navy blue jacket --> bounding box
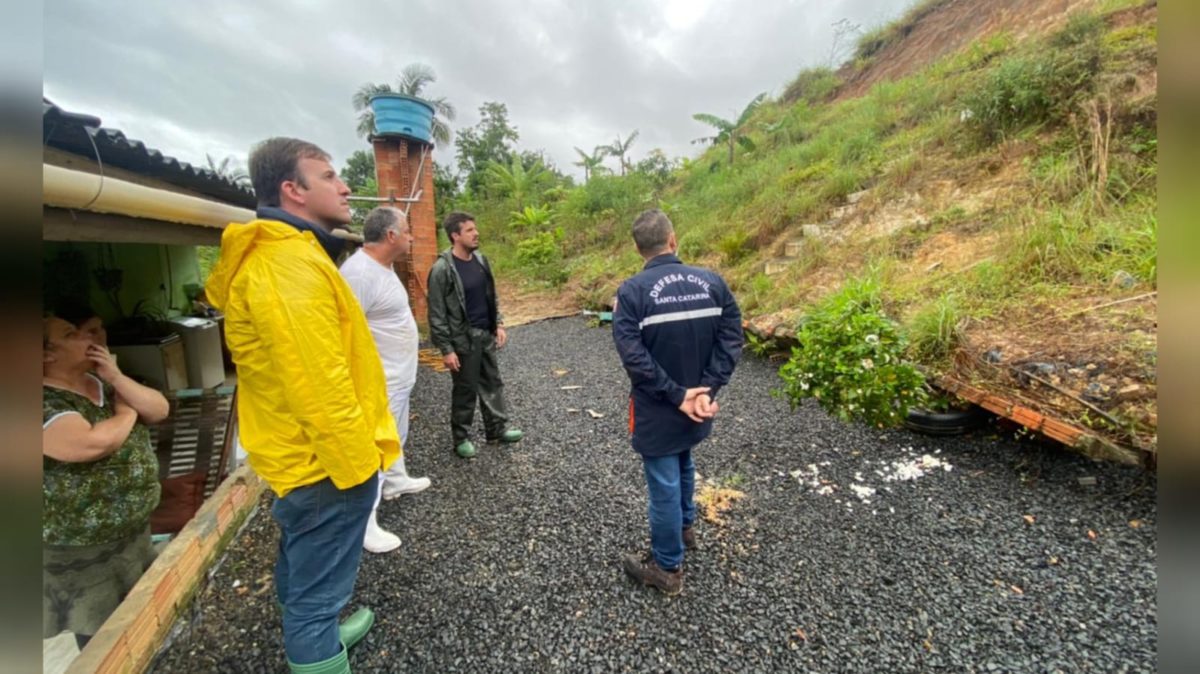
[613,253,743,457]
[256,206,349,261]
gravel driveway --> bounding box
[151,317,1156,673]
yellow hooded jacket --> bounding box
[205,218,400,497]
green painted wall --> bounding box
[43,242,202,322]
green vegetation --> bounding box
[961,13,1104,144]
[781,67,839,105]
[604,131,640,177]
[776,275,928,427]
[516,228,567,286]
[204,154,249,187]
[572,146,608,184]
[693,92,768,166]
[904,290,963,365]
[399,1,1156,428]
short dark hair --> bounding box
[53,299,97,327]
[362,207,407,243]
[248,137,331,207]
[631,209,674,255]
[442,211,476,242]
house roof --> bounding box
[42,99,257,209]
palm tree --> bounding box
[353,63,457,146]
[605,131,639,177]
[204,153,250,187]
[692,92,768,166]
[573,146,607,184]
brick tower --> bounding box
[372,136,438,329]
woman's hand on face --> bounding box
[86,343,122,382]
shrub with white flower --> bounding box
[776,276,927,427]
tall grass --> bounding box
[905,291,963,363]
[1001,199,1155,287]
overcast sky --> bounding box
[44,0,913,182]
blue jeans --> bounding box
[641,449,696,571]
[271,474,377,664]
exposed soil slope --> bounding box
[838,0,1107,100]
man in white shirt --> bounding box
[340,207,431,553]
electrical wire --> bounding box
[80,128,106,210]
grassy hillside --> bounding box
[455,0,1158,454]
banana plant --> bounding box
[484,156,549,210]
[509,204,554,230]
[692,92,768,166]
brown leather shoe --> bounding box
[683,526,696,550]
[623,552,683,595]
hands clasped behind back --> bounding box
[678,386,719,423]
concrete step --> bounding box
[784,225,830,257]
[846,188,870,205]
[764,258,792,275]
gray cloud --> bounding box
[44,0,912,179]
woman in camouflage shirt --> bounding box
[42,315,169,650]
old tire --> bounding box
[903,405,989,436]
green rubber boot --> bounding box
[275,603,374,651]
[337,607,374,650]
[288,644,350,674]
[455,440,477,458]
[494,428,523,443]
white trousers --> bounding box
[371,382,415,515]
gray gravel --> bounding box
[151,317,1157,673]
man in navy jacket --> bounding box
[613,209,743,595]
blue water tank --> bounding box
[369,93,436,144]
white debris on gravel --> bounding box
[791,464,837,495]
[882,452,954,482]
[789,464,821,487]
[850,483,877,503]
[787,443,955,501]
[792,447,953,506]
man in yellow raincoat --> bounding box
[205,137,400,674]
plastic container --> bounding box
[369,93,435,143]
[167,316,225,389]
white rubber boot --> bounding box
[363,477,399,554]
[363,509,401,554]
[381,455,431,500]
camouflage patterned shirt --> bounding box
[42,376,161,546]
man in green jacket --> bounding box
[426,212,523,458]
